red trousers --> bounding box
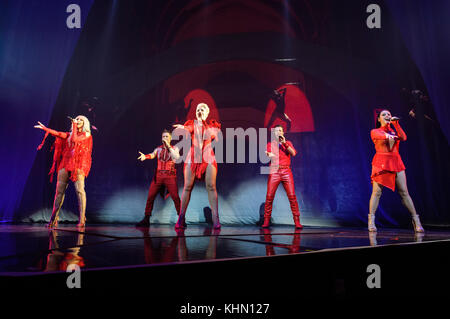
[264,168,300,218]
[145,172,181,216]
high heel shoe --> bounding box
[47,214,59,228]
[368,213,377,232]
[175,214,187,229]
[261,216,271,228]
[293,215,303,229]
[136,216,150,227]
[77,216,86,228]
[212,213,221,229]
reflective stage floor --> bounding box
[1,224,450,297]
[2,224,450,273]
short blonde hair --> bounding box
[196,103,210,117]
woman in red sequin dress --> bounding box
[369,109,424,232]
[172,103,221,229]
[35,116,93,228]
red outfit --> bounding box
[42,124,93,182]
[370,122,406,191]
[183,119,221,179]
[264,140,300,218]
[144,145,181,216]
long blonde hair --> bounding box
[68,115,91,146]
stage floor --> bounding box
[1,224,450,274]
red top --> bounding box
[44,124,93,182]
[370,122,406,190]
[146,145,177,173]
[371,122,406,173]
[183,119,221,179]
[267,140,297,173]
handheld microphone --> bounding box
[67,116,76,122]
[390,116,400,122]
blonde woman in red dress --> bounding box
[172,103,221,229]
[369,109,424,232]
[35,116,93,228]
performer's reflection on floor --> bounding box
[368,232,378,246]
[137,226,221,263]
[259,228,302,256]
[203,227,221,260]
[43,230,85,271]
[368,231,425,246]
[137,227,186,263]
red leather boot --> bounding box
[261,215,271,228]
[293,215,303,229]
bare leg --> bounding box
[48,169,69,227]
[205,164,220,229]
[74,170,87,227]
[369,182,383,216]
[396,171,424,232]
[395,171,417,215]
[175,164,195,229]
[368,181,383,231]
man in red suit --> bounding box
[136,129,181,227]
[263,125,302,228]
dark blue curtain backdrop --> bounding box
[1,0,449,227]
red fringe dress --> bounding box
[370,122,406,191]
[40,123,93,182]
[183,119,221,180]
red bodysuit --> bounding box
[183,119,221,179]
[42,124,93,182]
[264,140,300,218]
[370,122,406,191]
[144,145,181,216]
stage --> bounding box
[1,223,450,298]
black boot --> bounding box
[136,215,150,227]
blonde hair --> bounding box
[196,103,210,119]
[68,115,91,145]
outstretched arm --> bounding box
[174,120,195,134]
[172,124,185,130]
[34,121,68,139]
[138,148,157,161]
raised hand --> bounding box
[137,151,147,161]
[172,124,184,130]
[34,121,46,130]
[265,151,276,158]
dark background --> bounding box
[1,0,449,228]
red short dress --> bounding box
[370,122,406,191]
[48,131,93,182]
[38,122,93,182]
[183,119,221,179]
